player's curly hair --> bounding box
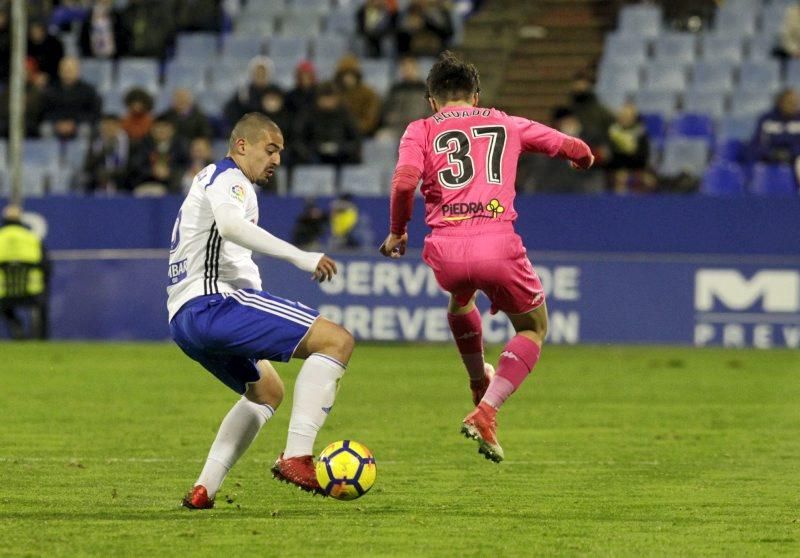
[425,51,481,104]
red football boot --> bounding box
[181,485,214,509]
[469,363,495,406]
[461,402,504,463]
[271,453,324,495]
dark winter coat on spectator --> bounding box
[159,106,213,141]
[41,79,101,125]
[294,107,361,166]
[381,79,428,134]
[127,136,189,193]
[119,0,176,58]
[27,32,64,82]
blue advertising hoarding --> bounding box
[48,251,800,348]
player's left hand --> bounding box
[569,153,595,170]
[313,255,338,282]
[379,232,408,258]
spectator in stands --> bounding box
[83,113,131,192]
[517,106,604,194]
[396,0,454,57]
[180,137,214,192]
[224,56,284,127]
[79,0,122,59]
[128,117,189,194]
[569,73,614,149]
[40,57,101,140]
[334,54,382,137]
[258,89,294,165]
[751,88,800,171]
[605,102,653,193]
[291,199,328,250]
[0,9,11,84]
[379,56,429,138]
[0,58,45,138]
[176,0,222,32]
[356,0,397,58]
[118,0,176,59]
[778,2,800,59]
[329,194,367,250]
[160,88,213,142]
[294,81,361,166]
[120,87,155,143]
[27,20,64,83]
[285,61,318,124]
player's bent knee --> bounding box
[295,317,355,363]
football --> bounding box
[315,440,377,500]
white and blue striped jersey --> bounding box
[167,157,261,320]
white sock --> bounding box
[284,353,346,458]
[195,397,274,499]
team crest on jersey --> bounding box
[230,184,245,203]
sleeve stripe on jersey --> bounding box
[204,223,221,295]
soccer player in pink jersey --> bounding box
[379,52,594,462]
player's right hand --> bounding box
[313,255,338,282]
[379,232,408,258]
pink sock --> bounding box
[482,335,541,410]
[447,308,485,382]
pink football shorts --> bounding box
[422,223,545,315]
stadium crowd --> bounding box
[1,0,799,196]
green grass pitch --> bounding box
[1,342,799,556]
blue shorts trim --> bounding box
[170,288,320,394]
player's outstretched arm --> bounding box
[380,164,420,259]
[558,136,595,170]
[213,204,336,281]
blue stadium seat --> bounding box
[0,169,7,196]
[669,113,715,145]
[700,34,743,64]
[340,165,385,196]
[63,138,89,170]
[643,62,686,93]
[22,164,48,197]
[80,58,113,93]
[730,90,773,117]
[602,33,649,66]
[690,61,735,93]
[313,35,348,62]
[700,162,747,196]
[598,63,641,94]
[117,58,160,94]
[653,33,697,65]
[326,7,357,35]
[761,4,789,38]
[717,114,757,141]
[618,4,662,38]
[362,138,398,169]
[360,59,393,95]
[0,139,6,169]
[292,165,336,196]
[640,113,666,146]
[280,13,322,37]
[635,89,678,117]
[164,61,208,92]
[175,33,219,61]
[234,16,276,36]
[595,85,629,111]
[738,60,781,93]
[222,35,265,60]
[272,59,297,90]
[715,9,756,37]
[288,0,331,15]
[240,0,287,17]
[659,137,710,177]
[786,59,800,88]
[416,56,437,80]
[101,90,125,115]
[269,36,309,65]
[747,34,778,61]
[715,138,745,164]
[750,163,797,196]
[196,88,230,117]
[682,90,726,119]
[208,62,249,96]
[23,139,60,167]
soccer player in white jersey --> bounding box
[168,113,354,508]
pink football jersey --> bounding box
[396,107,567,229]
